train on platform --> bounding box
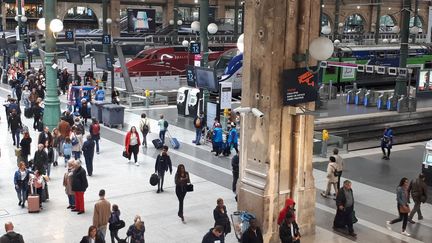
[321,44,432,88]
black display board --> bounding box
[127,9,156,33]
[65,47,83,65]
[281,67,318,106]
[186,65,196,87]
[93,51,113,71]
[195,66,218,92]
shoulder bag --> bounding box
[399,205,410,214]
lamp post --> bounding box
[40,0,62,130]
[199,0,209,67]
[374,0,381,44]
[233,0,239,38]
[394,0,410,97]
[15,0,27,67]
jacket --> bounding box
[409,178,428,202]
[232,155,239,174]
[72,166,88,192]
[19,137,32,156]
[125,131,141,154]
[93,198,112,228]
[278,198,296,225]
[175,172,190,191]
[89,123,101,140]
[279,220,300,243]
[38,132,52,146]
[126,223,145,243]
[213,128,223,143]
[79,236,104,243]
[155,154,172,174]
[109,210,121,224]
[334,154,344,171]
[336,187,354,209]
[14,169,30,187]
[82,140,95,158]
[0,231,25,243]
[326,162,338,183]
[213,205,231,234]
[33,150,48,174]
[193,116,206,129]
[241,227,263,243]
[63,170,74,196]
[71,133,83,152]
[8,114,22,131]
[396,186,409,206]
[202,228,225,243]
[63,143,73,156]
[228,128,238,144]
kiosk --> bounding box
[187,88,200,118]
[177,87,190,116]
[422,140,432,186]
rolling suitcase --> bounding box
[152,139,163,149]
[167,131,180,149]
[28,186,40,213]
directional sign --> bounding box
[189,42,201,54]
[19,26,27,35]
[102,34,111,45]
[65,30,74,41]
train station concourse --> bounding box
[1,0,432,243]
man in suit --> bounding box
[0,222,24,243]
[93,189,111,240]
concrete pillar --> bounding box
[163,0,174,28]
[217,3,225,20]
[110,0,121,37]
[238,0,318,242]
[1,3,5,31]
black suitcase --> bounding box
[152,139,163,149]
[149,173,158,186]
[24,108,33,118]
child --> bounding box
[63,137,72,167]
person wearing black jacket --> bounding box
[174,164,190,222]
[7,109,22,147]
[82,135,95,176]
[33,144,48,175]
[61,110,74,127]
[333,180,356,237]
[19,132,32,165]
[32,102,43,131]
[241,218,263,243]
[154,146,172,193]
[38,126,53,146]
[72,160,88,214]
[202,225,224,243]
[279,210,300,243]
[80,225,104,243]
[213,198,231,238]
[232,154,239,194]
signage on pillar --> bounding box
[281,67,318,106]
[64,50,71,63]
[106,57,113,70]
[102,34,111,45]
[194,54,202,67]
[19,26,27,35]
[219,82,232,109]
[65,30,74,41]
[189,42,201,54]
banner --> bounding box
[281,67,318,106]
[127,9,156,33]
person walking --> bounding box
[32,101,43,131]
[408,173,428,222]
[72,160,88,214]
[279,210,300,243]
[333,180,357,237]
[80,225,105,243]
[71,126,83,160]
[108,204,122,243]
[213,198,231,239]
[227,122,239,154]
[139,113,150,148]
[95,86,105,101]
[175,164,190,222]
[126,215,145,243]
[63,160,75,210]
[82,135,95,176]
[321,156,339,198]
[93,189,111,240]
[44,140,54,177]
[202,225,224,243]
[124,126,141,166]
[63,137,73,167]
[89,118,101,154]
[333,148,344,189]
[0,222,24,243]
[52,128,61,166]
[381,126,393,160]
[232,154,239,200]
[19,132,32,166]
[158,114,168,144]
[193,111,206,145]
[241,218,263,243]
[386,177,412,236]
[22,86,31,110]
[33,144,48,174]
[14,162,30,209]
[38,126,52,146]
[154,145,172,193]
[8,109,22,147]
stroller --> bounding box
[230,211,256,241]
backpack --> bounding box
[195,118,201,128]
[164,120,169,129]
[6,233,21,243]
[71,135,79,146]
[331,165,341,177]
[141,119,149,132]
[91,124,100,135]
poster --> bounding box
[282,67,318,106]
[418,70,432,92]
[127,9,156,33]
[219,82,232,109]
[341,60,356,80]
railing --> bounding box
[323,33,429,44]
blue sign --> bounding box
[189,42,201,54]
[102,34,111,45]
[65,31,74,40]
[19,26,27,35]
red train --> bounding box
[118,45,236,76]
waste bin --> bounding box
[102,104,125,128]
[177,87,190,116]
[91,101,111,123]
[422,140,432,186]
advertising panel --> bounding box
[418,69,432,92]
[127,9,156,33]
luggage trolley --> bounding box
[230,211,256,241]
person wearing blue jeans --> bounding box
[64,161,75,209]
[158,114,167,144]
[14,162,30,208]
[89,119,101,154]
[8,109,22,148]
[193,112,206,145]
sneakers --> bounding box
[401,231,410,236]
[348,232,357,237]
[386,221,392,230]
[135,162,139,166]
[320,192,329,198]
[408,219,415,224]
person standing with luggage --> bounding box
[63,161,75,210]
[139,113,150,148]
[14,162,30,209]
[193,111,206,145]
[333,148,344,189]
[124,126,141,166]
[93,189,111,239]
[7,109,22,148]
[386,177,412,236]
[320,156,338,198]
[0,222,24,243]
[82,135,95,176]
[154,146,172,193]
[408,173,428,222]
[213,198,231,239]
[175,164,190,222]
[72,160,88,215]
[19,132,32,166]
[108,204,122,243]
[333,180,357,237]
[158,114,168,145]
[381,126,393,160]
[89,119,101,154]
[31,170,45,209]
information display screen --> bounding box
[186,65,196,87]
[93,51,113,71]
[65,48,83,65]
[195,67,218,92]
[418,69,432,92]
[127,9,156,33]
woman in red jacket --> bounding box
[125,126,141,166]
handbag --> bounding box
[186,183,194,192]
[352,210,358,224]
[109,220,125,231]
[399,205,410,214]
[122,150,128,158]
